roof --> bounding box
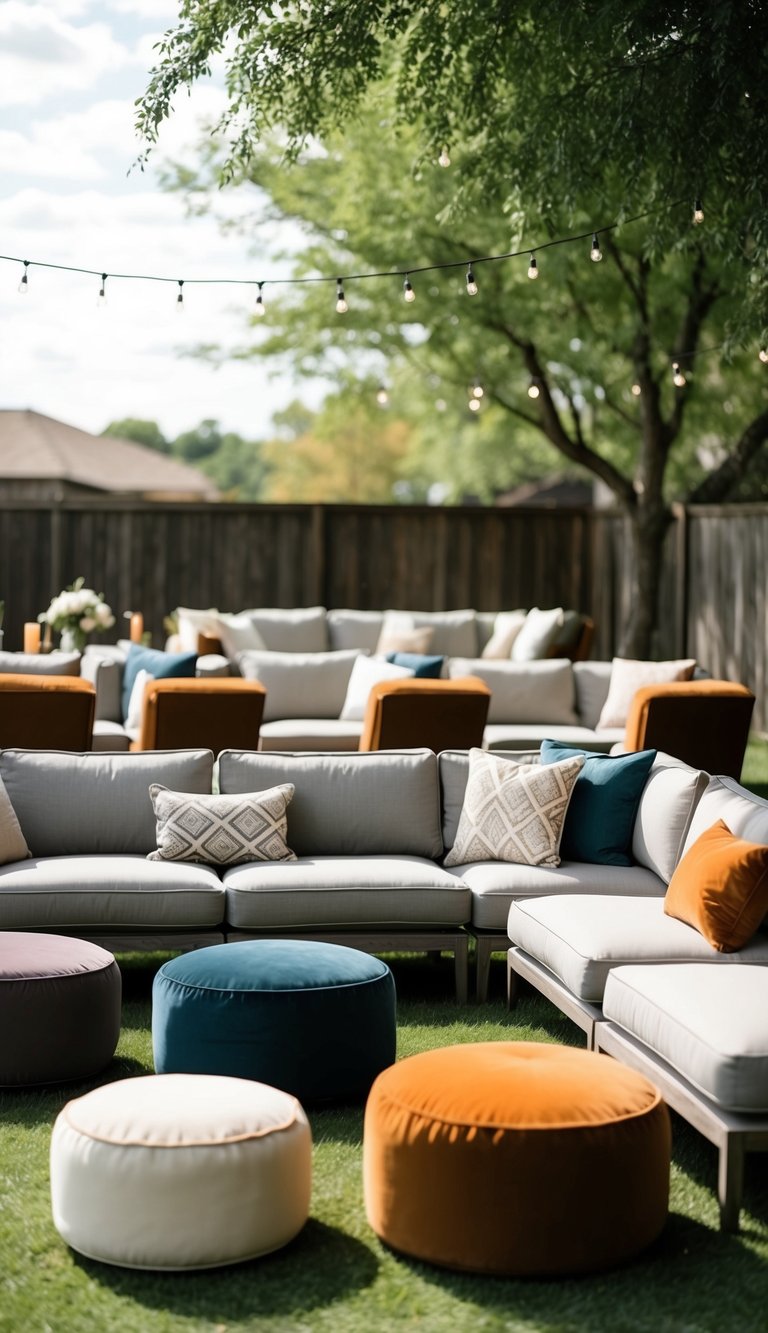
[0,410,219,500]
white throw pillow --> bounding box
[175,607,220,653]
[481,610,527,659]
[339,655,415,721]
[214,613,267,659]
[375,624,435,654]
[511,607,565,661]
[597,657,697,731]
[444,748,584,868]
[125,668,154,731]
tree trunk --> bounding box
[618,502,674,658]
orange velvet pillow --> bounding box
[664,819,768,952]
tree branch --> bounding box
[687,411,768,504]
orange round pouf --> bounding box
[363,1042,670,1277]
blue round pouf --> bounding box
[152,940,396,1103]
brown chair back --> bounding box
[0,674,95,750]
[359,676,491,753]
[133,677,267,756]
[623,680,755,779]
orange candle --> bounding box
[23,622,41,654]
[129,612,144,643]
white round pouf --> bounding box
[50,1073,312,1270]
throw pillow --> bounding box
[540,740,657,866]
[213,613,267,660]
[511,607,565,661]
[596,656,696,731]
[384,652,444,678]
[147,784,297,866]
[444,748,584,868]
[663,818,768,952]
[125,668,154,732]
[175,606,220,653]
[480,610,527,659]
[376,623,435,655]
[339,656,415,721]
[121,645,198,721]
[0,774,29,865]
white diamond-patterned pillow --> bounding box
[147,784,297,865]
[444,749,584,868]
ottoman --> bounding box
[50,1073,312,1270]
[364,1041,670,1276]
[152,939,396,1102]
[0,932,121,1086]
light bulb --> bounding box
[527,254,538,280]
[672,361,687,387]
[335,279,348,314]
[97,273,107,308]
[631,382,642,397]
[468,397,481,412]
[466,264,478,296]
[255,283,266,317]
[17,261,29,294]
[176,280,184,313]
[527,380,540,399]
[438,146,451,168]
[403,276,416,303]
[693,199,704,225]
[590,232,602,262]
[759,348,768,363]
[376,384,389,406]
[472,382,484,399]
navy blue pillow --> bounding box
[539,740,657,866]
[121,644,198,721]
[385,652,444,679]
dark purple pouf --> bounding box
[0,933,121,1086]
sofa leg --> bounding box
[507,955,518,1010]
[475,939,493,1003]
[718,1134,745,1233]
[454,936,469,1005]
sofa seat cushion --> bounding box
[223,855,470,929]
[454,862,664,931]
[0,856,225,929]
[484,725,621,751]
[506,895,768,1004]
[603,963,768,1113]
[259,720,364,751]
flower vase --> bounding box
[60,628,85,653]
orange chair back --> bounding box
[624,680,755,779]
[133,677,267,756]
[359,676,491,753]
[0,674,95,750]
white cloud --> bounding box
[0,3,131,106]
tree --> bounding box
[137,2,768,653]
[102,419,170,453]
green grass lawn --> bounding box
[1,952,767,1333]
[742,733,768,799]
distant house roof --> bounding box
[495,474,594,508]
[0,410,219,501]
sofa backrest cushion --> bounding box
[327,610,384,652]
[438,749,540,851]
[381,609,478,658]
[0,650,81,677]
[218,748,443,858]
[242,606,328,652]
[238,649,361,720]
[572,661,613,729]
[630,754,710,882]
[447,657,577,725]
[681,775,768,855]
[0,748,215,856]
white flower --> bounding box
[95,602,114,627]
[79,616,96,632]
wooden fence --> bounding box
[1,499,766,730]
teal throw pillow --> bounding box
[121,644,198,721]
[539,740,657,866]
[385,652,444,678]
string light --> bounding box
[176,279,184,313]
[335,278,348,314]
[254,282,266,317]
[376,383,389,406]
[759,348,768,364]
[438,146,451,168]
[590,232,602,262]
[527,253,539,280]
[631,382,642,396]
[17,260,29,295]
[468,397,481,412]
[403,275,416,303]
[465,264,478,296]
[472,381,484,399]
[693,199,704,225]
[527,379,540,399]
[97,273,107,308]
[672,361,687,387]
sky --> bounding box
[0,0,314,442]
